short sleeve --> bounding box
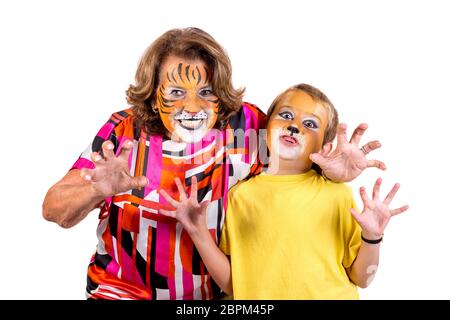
[71,109,134,171]
[219,221,231,255]
[219,187,239,256]
[227,102,268,180]
[342,193,362,269]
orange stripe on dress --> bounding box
[112,108,133,122]
[179,229,193,273]
[160,145,216,168]
[87,264,150,299]
[112,194,174,212]
[211,165,224,201]
[134,135,146,178]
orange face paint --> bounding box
[156,55,219,143]
[267,90,329,170]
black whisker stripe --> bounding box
[208,98,219,104]
[178,63,183,81]
[166,72,171,82]
[158,94,175,112]
[160,101,175,111]
[159,104,174,113]
[185,65,190,81]
[171,69,178,83]
[196,66,201,85]
[162,97,176,104]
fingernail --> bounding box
[84,175,91,181]
[94,155,101,161]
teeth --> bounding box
[179,119,202,129]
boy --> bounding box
[159,83,409,299]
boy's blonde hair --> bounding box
[266,83,339,145]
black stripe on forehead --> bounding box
[185,65,190,81]
[196,66,201,85]
[171,62,208,84]
[177,63,183,81]
[171,69,177,83]
[204,66,210,82]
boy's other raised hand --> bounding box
[350,178,409,239]
[310,123,386,182]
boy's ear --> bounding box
[320,142,333,156]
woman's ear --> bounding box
[320,142,333,156]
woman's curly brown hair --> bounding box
[126,27,245,135]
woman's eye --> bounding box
[279,112,293,120]
[200,89,214,96]
[170,89,184,97]
[303,120,318,129]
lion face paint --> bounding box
[267,90,329,169]
[156,55,219,143]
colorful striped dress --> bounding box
[72,102,266,299]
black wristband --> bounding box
[361,234,383,244]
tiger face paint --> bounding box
[156,55,219,143]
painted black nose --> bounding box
[287,126,299,135]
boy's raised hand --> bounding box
[159,177,210,235]
[80,140,148,198]
[310,123,386,182]
[350,178,409,239]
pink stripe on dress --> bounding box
[97,122,115,140]
[145,135,162,197]
[106,255,120,277]
[242,105,257,164]
[154,222,170,278]
[182,270,194,299]
[71,157,94,170]
[119,243,146,288]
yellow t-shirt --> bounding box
[219,170,362,300]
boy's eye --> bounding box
[279,111,294,120]
[303,120,318,129]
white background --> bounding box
[0,0,449,299]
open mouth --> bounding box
[280,135,299,146]
[177,119,205,131]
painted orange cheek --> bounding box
[159,113,175,133]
